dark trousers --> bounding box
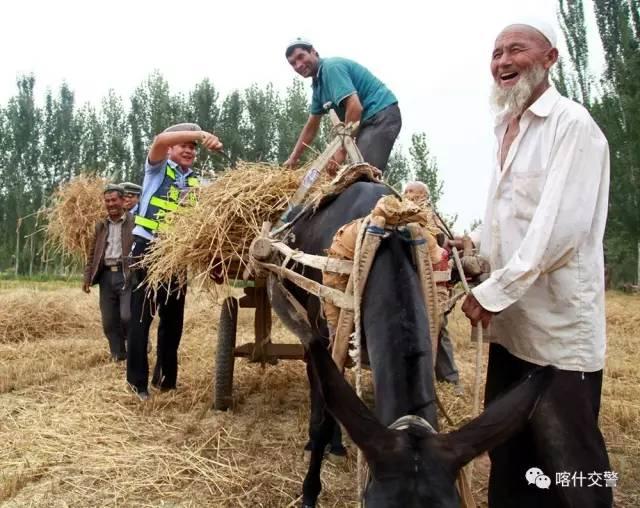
[435,313,459,384]
[356,103,402,172]
[485,343,612,508]
[98,269,130,360]
[126,238,186,392]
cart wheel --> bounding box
[213,297,238,411]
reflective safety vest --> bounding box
[134,163,199,234]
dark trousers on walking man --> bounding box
[127,237,186,395]
[99,268,130,361]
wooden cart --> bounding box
[213,276,305,410]
[213,112,363,411]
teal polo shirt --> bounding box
[310,57,397,121]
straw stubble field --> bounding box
[0,283,638,507]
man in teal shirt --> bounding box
[284,38,401,172]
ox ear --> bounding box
[436,366,555,472]
[307,340,395,460]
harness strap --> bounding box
[405,223,440,365]
[257,261,354,310]
[271,277,311,327]
[388,414,437,433]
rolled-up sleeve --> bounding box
[324,62,357,107]
[474,115,609,312]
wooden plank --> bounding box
[251,285,272,363]
[239,286,256,308]
[270,241,353,274]
[258,261,354,310]
[234,343,305,360]
[234,343,254,356]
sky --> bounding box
[1,0,604,231]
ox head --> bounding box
[306,340,554,507]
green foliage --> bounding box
[217,90,245,168]
[384,133,445,210]
[244,83,279,162]
[557,0,640,284]
[0,70,449,276]
[277,79,309,164]
[409,132,443,207]
[384,146,410,191]
[469,218,482,232]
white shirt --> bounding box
[473,87,610,372]
[104,213,126,265]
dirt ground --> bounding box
[0,282,638,507]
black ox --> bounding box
[269,180,552,507]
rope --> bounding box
[351,215,372,501]
[451,245,484,482]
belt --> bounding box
[105,264,123,272]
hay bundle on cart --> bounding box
[45,175,108,263]
[142,162,326,292]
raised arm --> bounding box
[148,130,222,165]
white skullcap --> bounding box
[504,18,557,47]
[286,37,313,53]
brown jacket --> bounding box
[83,213,135,286]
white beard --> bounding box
[490,65,547,116]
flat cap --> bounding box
[120,182,142,195]
[163,122,202,133]
[104,183,124,196]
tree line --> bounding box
[0,72,439,274]
[555,0,639,285]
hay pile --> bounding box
[45,175,107,262]
[143,162,322,290]
[1,286,638,506]
[0,289,99,343]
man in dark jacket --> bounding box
[83,184,135,361]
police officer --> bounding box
[120,182,142,214]
[126,123,222,400]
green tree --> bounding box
[101,90,131,181]
[409,132,443,207]
[244,83,279,162]
[277,78,309,164]
[78,103,106,175]
[217,90,245,168]
[557,0,592,104]
[186,79,220,171]
[41,83,82,187]
[557,0,640,284]
[385,146,410,191]
[3,75,42,272]
[128,71,180,173]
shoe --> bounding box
[128,383,150,401]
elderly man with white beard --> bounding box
[462,20,613,508]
